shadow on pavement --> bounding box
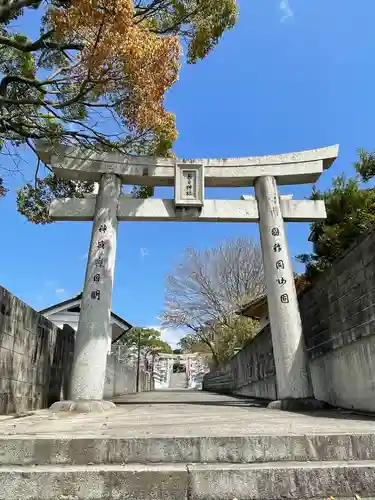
[298,409,375,422]
[115,392,274,409]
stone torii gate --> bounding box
[37,143,339,412]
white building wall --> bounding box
[44,310,116,340]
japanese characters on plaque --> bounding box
[174,163,204,208]
[91,223,108,301]
[182,170,196,199]
[271,226,289,304]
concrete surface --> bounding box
[2,390,375,438]
[309,334,375,412]
[188,461,375,499]
[0,464,188,500]
[169,372,188,389]
[3,427,375,466]
[0,286,151,415]
[234,375,277,400]
[1,390,375,498]
[0,461,373,500]
[1,391,375,463]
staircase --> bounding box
[2,391,375,499]
[169,371,188,389]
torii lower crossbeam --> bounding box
[50,197,327,223]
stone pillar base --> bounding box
[267,398,331,411]
[49,400,116,413]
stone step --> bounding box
[1,460,375,499]
[1,433,375,466]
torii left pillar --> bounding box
[50,173,121,412]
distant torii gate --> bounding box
[37,143,339,412]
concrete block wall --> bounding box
[104,356,152,398]
[0,286,75,414]
[203,325,277,400]
[202,364,233,394]
[204,228,375,412]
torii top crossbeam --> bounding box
[37,143,339,187]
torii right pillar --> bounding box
[255,175,316,409]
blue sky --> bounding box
[1,0,375,347]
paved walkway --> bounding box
[0,390,375,438]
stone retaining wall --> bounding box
[0,286,74,414]
[0,285,150,414]
[203,324,277,400]
[299,228,375,411]
[104,356,152,397]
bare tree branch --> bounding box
[162,237,265,365]
[0,75,50,96]
[0,31,84,52]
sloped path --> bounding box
[0,390,374,439]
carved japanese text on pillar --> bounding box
[271,227,289,304]
[91,223,108,301]
[95,257,104,268]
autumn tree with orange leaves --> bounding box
[0,0,237,222]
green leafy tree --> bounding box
[0,0,238,220]
[118,327,172,353]
[297,149,375,279]
[116,326,172,372]
[179,334,212,355]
